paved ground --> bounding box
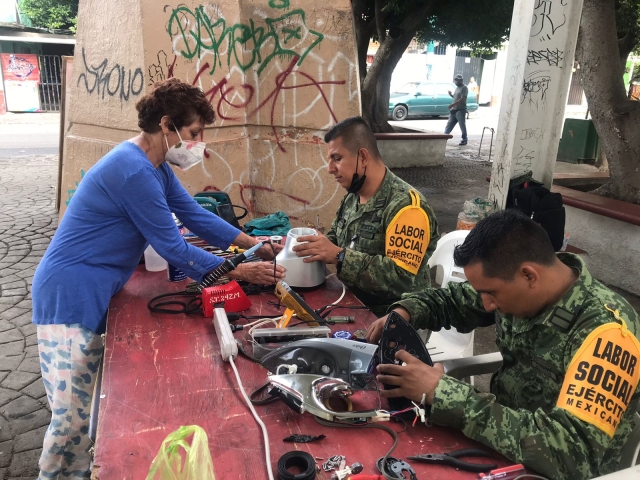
[0,154,58,480]
[0,114,60,157]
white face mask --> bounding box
[164,130,206,171]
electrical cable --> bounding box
[276,451,316,480]
[147,291,201,314]
[332,280,346,306]
[313,417,404,480]
[229,355,275,480]
[317,304,370,319]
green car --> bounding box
[388,82,479,121]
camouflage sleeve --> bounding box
[325,197,345,245]
[432,301,640,480]
[325,217,338,245]
[431,374,636,480]
[337,247,421,300]
[337,199,437,301]
[392,282,495,333]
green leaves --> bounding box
[20,0,78,31]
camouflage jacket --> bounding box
[393,254,640,479]
[326,169,439,316]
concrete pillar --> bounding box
[488,0,584,209]
[60,0,360,230]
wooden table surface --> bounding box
[93,266,509,479]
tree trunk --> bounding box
[576,0,640,204]
[360,3,434,132]
[361,34,413,132]
[351,0,374,86]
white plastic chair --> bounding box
[421,230,475,363]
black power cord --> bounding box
[147,291,202,314]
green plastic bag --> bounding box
[146,425,216,480]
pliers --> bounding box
[407,448,497,473]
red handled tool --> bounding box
[478,464,527,480]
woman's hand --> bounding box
[254,242,283,260]
[232,233,283,260]
[228,262,285,285]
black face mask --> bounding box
[347,153,367,194]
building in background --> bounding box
[0,1,74,113]
[368,39,589,111]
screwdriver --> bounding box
[478,464,527,480]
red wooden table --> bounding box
[93,266,509,479]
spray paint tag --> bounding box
[385,190,430,275]
[557,312,640,437]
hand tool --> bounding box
[478,464,527,479]
[407,448,497,473]
[275,281,324,327]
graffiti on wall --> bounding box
[163,2,354,155]
[77,48,145,101]
[66,169,86,206]
[166,6,324,76]
[510,0,568,183]
[159,2,358,219]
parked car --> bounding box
[388,82,479,121]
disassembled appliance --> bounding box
[275,228,326,288]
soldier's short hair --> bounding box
[453,209,557,280]
[324,116,382,160]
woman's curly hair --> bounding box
[136,78,215,133]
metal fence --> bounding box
[567,63,585,105]
[37,55,62,111]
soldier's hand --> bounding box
[366,308,411,344]
[366,316,387,344]
[292,231,342,264]
[376,350,445,405]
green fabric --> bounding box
[326,169,439,316]
[243,211,292,236]
[394,254,640,480]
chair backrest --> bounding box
[427,230,470,287]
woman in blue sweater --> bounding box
[32,78,284,479]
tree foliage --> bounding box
[616,0,640,62]
[352,0,513,132]
[20,0,78,32]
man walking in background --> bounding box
[445,74,468,146]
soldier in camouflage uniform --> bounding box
[367,210,640,479]
[293,117,439,316]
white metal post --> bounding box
[489,0,585,209]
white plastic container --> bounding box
[144,245,167,272]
